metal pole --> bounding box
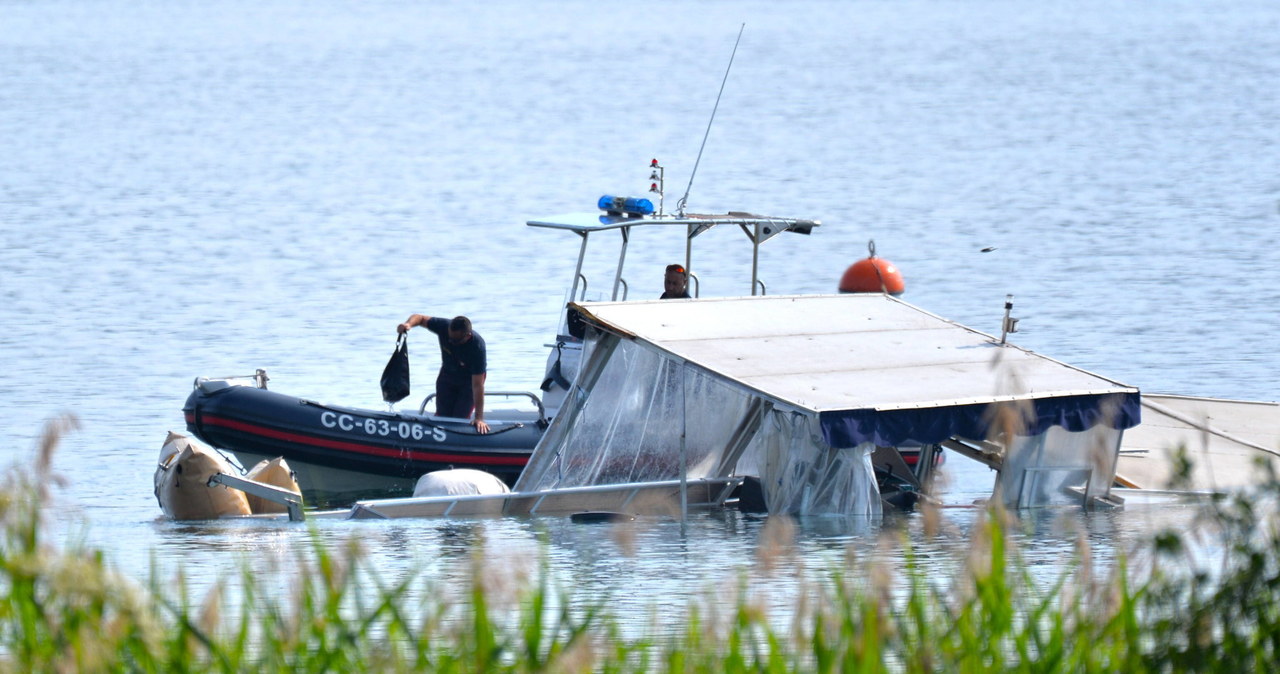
[1000,294,1018,344]
[611,226,631,301]
[680,366,688,522]
[751,222,761,295]
[677,23,746,217]
[568,232,589,304]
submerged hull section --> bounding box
[183,384,542,507]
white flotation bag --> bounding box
[244,456,302,514]
[413,468,511,498]
[154,431,251,520]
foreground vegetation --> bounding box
[3,415,1279,672]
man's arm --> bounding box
[470,373,489,434]
[398,314,433,333]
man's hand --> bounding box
[471,373,487,434]
[398,314,428,334]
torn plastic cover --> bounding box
[515,334,882,516]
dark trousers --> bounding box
[434,372,474,419]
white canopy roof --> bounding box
[573,293,1137,414]
[527,211,819,237]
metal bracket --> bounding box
[208,473,305,521]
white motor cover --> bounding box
[413,468,511,498]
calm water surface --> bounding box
[2,0,1278,626]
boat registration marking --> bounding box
[320,411,448,443]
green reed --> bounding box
[2,417,1278,672]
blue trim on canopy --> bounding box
[818,392,1141,448]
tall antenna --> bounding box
[677,23,745,217]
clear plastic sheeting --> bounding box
[750,411,881,517]
[995,424,1122,508]
[515,333,883,517]
[515,336,754,492]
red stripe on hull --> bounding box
[187,412,529,466]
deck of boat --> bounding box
[1117,394,1280,490]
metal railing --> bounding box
[418,390,547,424]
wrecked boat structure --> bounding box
[346,293,1141,520]
[1116,394,1280,491]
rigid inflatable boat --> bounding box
[184,378,545,507]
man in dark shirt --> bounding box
[661,263,691,299]
[397,313,489,434]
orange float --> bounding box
[839,240,904,296]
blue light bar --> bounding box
[597,195,655,216]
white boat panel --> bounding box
[1117,394,1280,490]
[347,478,739,519]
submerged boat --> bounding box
[1115,393,1280,491]
[175,177,1274,519]
[183,173,822,507]
[343,293,1143,521]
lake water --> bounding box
[2,0,1277,627]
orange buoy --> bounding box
[839,240,905,296]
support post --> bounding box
[611,226,631,300]
[568,232,590,303]
[751,222,761,295]
[680,366,688,523]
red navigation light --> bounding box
[651,158,659,167]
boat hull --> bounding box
[899,446,946,471]
[183,383,543,507]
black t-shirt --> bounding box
[425,317,487,378]
[660,290,692,299]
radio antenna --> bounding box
[677,23,745,217]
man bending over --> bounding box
[397,314,489,434]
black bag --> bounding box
[380,334,411,403]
